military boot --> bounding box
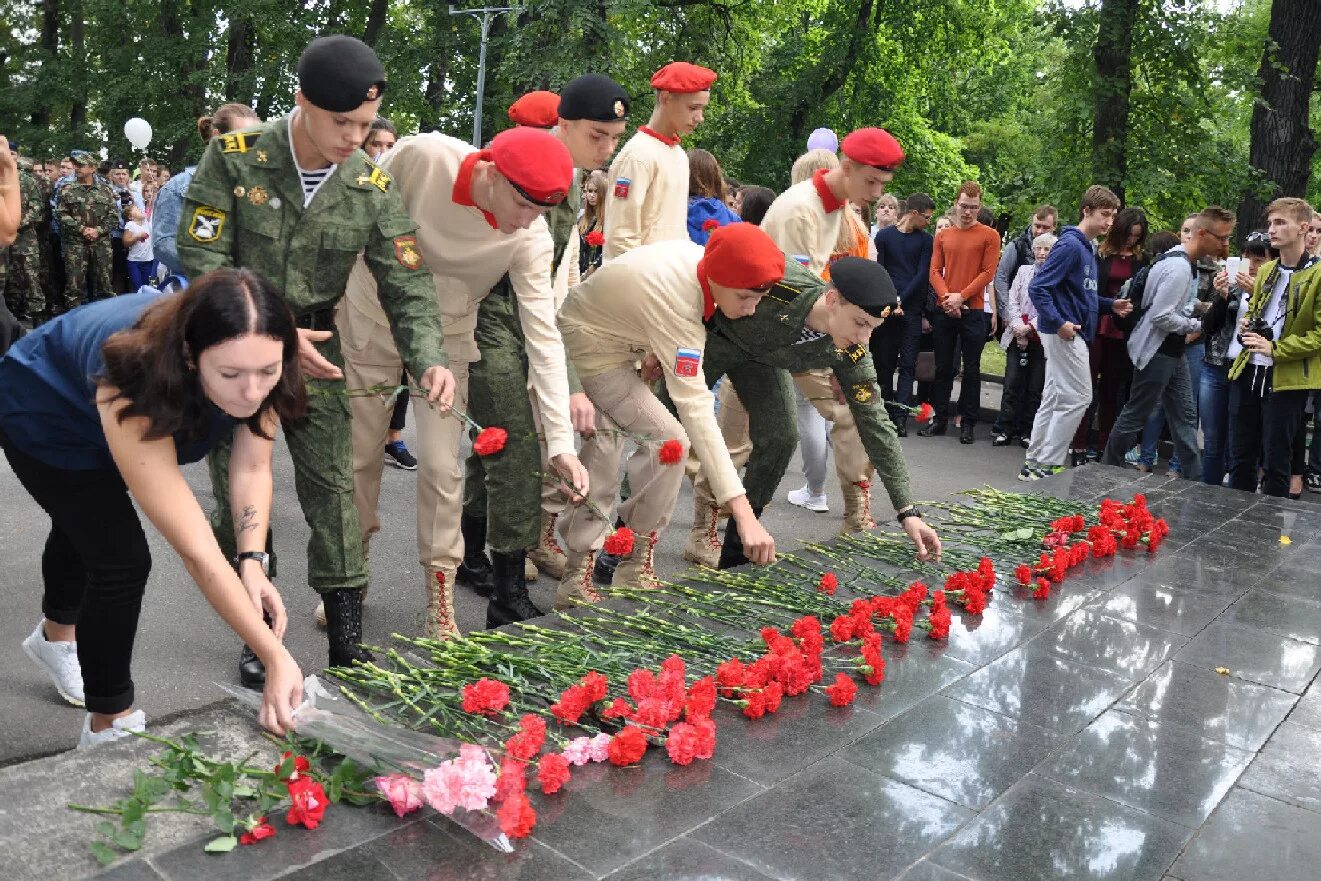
[614,530,661,590]
[527,511,568,579]
[324,589,375,668]
[555,551,601,610]
[841,480,877,534]
[487,550,544,628]
[315,584,368,628]
[424,568,460,640]
[456,514,495,597]
[682,495,722,568]
[524,557,540,582]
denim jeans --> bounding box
[1103,351,1201,480]
[1140,342,1203,470]
[1199,360,1233,486]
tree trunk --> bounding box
[1091,0,1139,201]
[67,0,85,137]
[31,0,59,131]
[225,18,257,104]
[785,0,877,148]
[362,0,389,47]
[159,0,209,167]
[1237,0,1321,237]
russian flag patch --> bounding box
[674,347,702,378]
[614,177,632,199]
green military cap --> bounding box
[829,256,898,318]
[70,150,97,167]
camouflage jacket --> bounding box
[56,179,117,238]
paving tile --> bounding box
[1288,684,1321,730]
[1062,555,1151,591]
[1237,721,1321,813]
[938,602,1053,668]
[1236,504,1321,536]
[841,695,1065,810]
[602,838,775,881]
[1035,710,1252,827]
[1171,787,1321,881]
[929,774,1191,881]
[1257,557,1321,604]
[1175,538,1267,572]
[896,860,979,880]
[277,848,382,881]
[1092,582,1236,637]
[521,749,763,877]
[693,757,974,881]
[1135,554,1258,597]
[359,818,591,881]
[1024,609,1187,679]
[1226,588,1321,645]
[941,647,1135,735]
[1175,622,1321,693]
[847,641,977,723]
[1166,481,1258,511]
[90,860,168,881]
[702,694,885,786]
[1118,661,1299,751]
[997,583,1105,624]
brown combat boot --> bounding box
[555,551,601,610]
[528,511,568,579]
[424,567,460,640]
[682,496,722,568]
[840,480,877,534]
[614,530,661,589]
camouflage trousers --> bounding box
[62,236,113,313]
[207,329,368,593]
[6,232,45,321]
[462,284,546,553]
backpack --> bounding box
[1113,250,1185,336]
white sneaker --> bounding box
[787,486,829,513]
[78,709,146,749]
[21,620,85,707]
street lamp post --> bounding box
[450,4,514,147]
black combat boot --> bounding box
[238,611,274,688]
[486,550,544,628]
[324,589,375,668]
[456,514,495,597]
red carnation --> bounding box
[1014,564,1031,586]
[473,426,508,457]
[581,671,609,703]
[915,402,935,423]
[239,818,276,845]
[928,606,951,640]
[665,721,702,765]
[657,438,685,465]
[601,697,634,720]
[497,791,537,838]
[691,715,717,760]
[1033,578,1051,600]
[818,572,839,595]
[585,230,605,248]
[536,753,572,795]
[715,658,746,696]
[461,677,511,715]
[607,725,649,766]
[496,757,527,799]
[685,676,717,719]
[830,614,855,643]
[603,526,635,556]
[702,217,720,233]
[825,672,859,707]
[550,684,591,724]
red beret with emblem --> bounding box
[702,222,785,290]
[650,61,717,94]
[507,91,561,129]
[840,128,905,171]
[488,127,574,207]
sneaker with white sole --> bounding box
[21,620,84,707]
[787,485,828,513]
[78,709,146,749]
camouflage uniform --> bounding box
[177,117,448,595]
[462,180,581,554]
[35,174,55,305]
[6,169,47,321]
[57,179,116,311]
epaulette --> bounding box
[763,280,805,306]
[219,131,261,154]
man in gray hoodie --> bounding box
[1101,206,1235,479]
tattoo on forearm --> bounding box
[237,505,260,534]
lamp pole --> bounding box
[450,4,514,147]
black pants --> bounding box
[1227,366,1309,497]
[872,306,924,419]
[0,428,150,714]
[993,338,1046,437]
[931,309,988,423]
[389,371,409,432]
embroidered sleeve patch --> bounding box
[613,177,632,199]
[393,235,422,270]
[674,347,702,378]
[187,206,226,243]
[851,382,877,404]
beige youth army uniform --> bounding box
[601,128,689,262]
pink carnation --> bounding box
[562,736,594,766]
[373,774,423,818]
[588,732,613,763]
[421,744,498,814]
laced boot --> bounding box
[555,551,601,610]
[525,558,540,582]
[324,589,375,668]
[456,514,494,597]
[527,511,568,579]
[840,480,877,534]
[614,530,661,589]
[682,496,722,568]
[487,550,545,628]
[424,568,460,640]
[315,583,368,627]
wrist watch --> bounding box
[897,508,923,524]
[234,551,270,575]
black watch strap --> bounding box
[234,551,270,575]
[896,508,922,524]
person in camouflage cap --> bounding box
[57,150,116,312]
[6,162,47,322]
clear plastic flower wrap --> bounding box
[219,676,514,852]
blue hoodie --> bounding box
[1027,225,1113,341]
[687,197,741,245]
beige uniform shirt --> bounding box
[760,173,844,276]
[602,129,689,261]
[342,132,575,459]
[559,240,744,504]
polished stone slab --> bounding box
[1175,621,1321,693]
[841,695,1065,810]
[848,640,977,723]
[1226,588,1321,646]
[694,757,974,881]
[1118,661,1300,751]
[1023,609,1188,680]
[896,861,980,881]
[601,838,775,881]
[929,774,1191,881]
[939,602,1053,668]
[1170,787,1321,881]
[1236,721,1321,813]
[1257,557,1321,604]
[1093,582,1237,637]
[1035,710,1253,827]
[1289,684,1321,730]
[1133,554,1259,597]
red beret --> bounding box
[841,128,905,171]
[489,128,574,207]
[507,91,560,129]
[702,223,785,290]
[650,61,717,94]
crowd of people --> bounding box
[0,33,1318,750]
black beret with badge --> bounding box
[829,256,898,318]
[557,74,630,122]
[297,35,388,113]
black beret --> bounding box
[558,74,630,122]
[297,35,387,113]
[830,257,897,318]
[110,160,129,171]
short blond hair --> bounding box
[1266,197,1313,226]
[877,193,899,209]
[790,149,839,186]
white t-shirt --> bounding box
[125,220,153,262]
[1250,266,1292,368]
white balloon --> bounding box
[124,117,153,150]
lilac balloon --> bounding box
[806,128,838,153]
